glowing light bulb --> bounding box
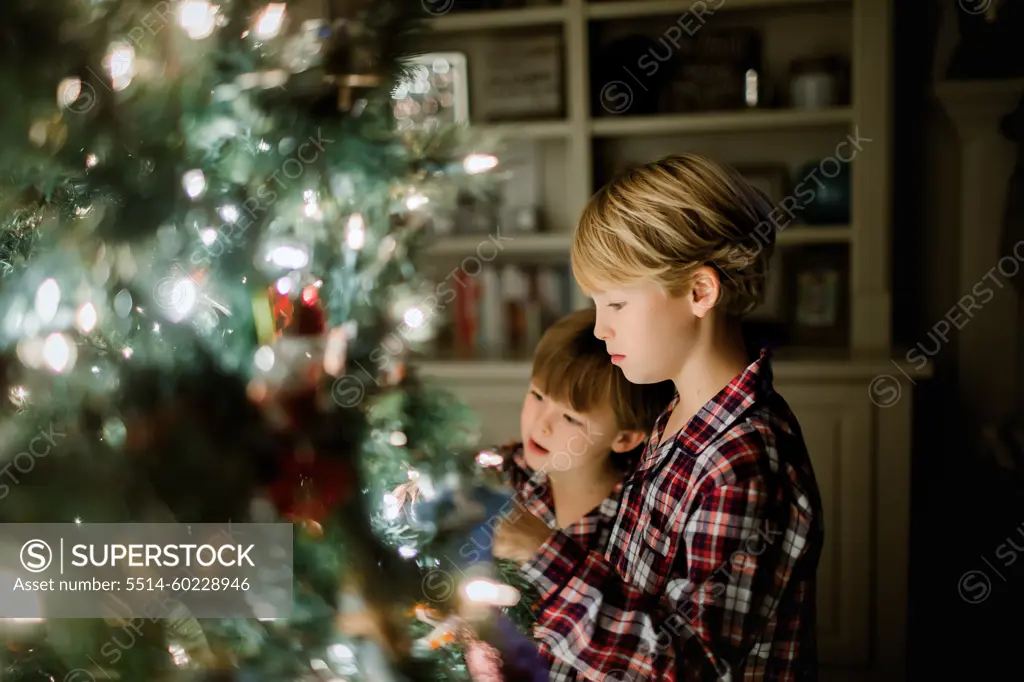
[167,278,199,321]
[275,276,293,295]
[476,450,503,468]
[346,214,366,250]
[463,153,499,174]
[405,192,429,211]
[34,278,61,324]
[168,643,191,667]
[201,228,217,245]
[267,244,309,270]
[76,302,98,333]
[328,644,355,664]
[57,78,82,109]
[403,307,425,329]
[389,431,408,447]
[462,579,520,607]
[254,346,275,372]
[218,204,240,223]
[182,169,206,198]
[43,333,74,373]
[178,1,219,40]
[104,41,135,91]
[9,386,28,407]
[85,154,99,168]
[254,3,287,39]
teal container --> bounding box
[794,159,851,224]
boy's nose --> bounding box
[538,408,555,435]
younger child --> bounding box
[489,307,675,680]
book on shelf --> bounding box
[432,263,573,361]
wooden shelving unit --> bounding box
[425,5,568,32]
[424,232,571,256]
[413,6,922,681]
[474,120,573,140]
[425,225,853,257]
[416,0,892,356]
[585,0,850,20]
[589,107,853,136]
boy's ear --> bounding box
[689,265,721,318]
[611,429,646,453]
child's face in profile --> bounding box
[591,280,697,385]
[519,383,623,475]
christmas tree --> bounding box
[0,1,541,679]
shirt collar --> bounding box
[513,445,626,530]
[638,348,775,475]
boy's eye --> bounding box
[608,302,625,310]
[563,414,583,426]
[530,390,543,401]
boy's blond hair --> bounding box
[571,153,776,316]
[532,308,674,438]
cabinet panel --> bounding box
[776,382,872,667]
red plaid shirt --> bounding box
[498,442,626,681]
[519,350,824,681]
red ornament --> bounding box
[269,449,354,523]
[270,286,295,332]
[268,284,326,338]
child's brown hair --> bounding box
[571,153,776,316]
[531,308,675,468]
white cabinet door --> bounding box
[776,382,872,667]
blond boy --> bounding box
[495,154,824,681]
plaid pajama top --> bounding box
[520,350,824,681]
[498,442,626,681]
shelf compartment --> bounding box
[590,107,852,137]
[777,225,851,245]
[423,225,847,256]
[425,5,569,33]
[424,232,571,256]
[586,0,849,20]
[476,120,574,140]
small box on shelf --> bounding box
[479,34,564,121]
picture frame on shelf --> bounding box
[393,51,469,132]
[732,164,789,204]
[479,34,563,121]
[783,245,849,347]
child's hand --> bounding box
[494,511,553,564]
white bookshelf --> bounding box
[414,5,926,679]
[415,0,890,365]
[585,0,849,20]
[425,4,569,32]
[589,107,854,136]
